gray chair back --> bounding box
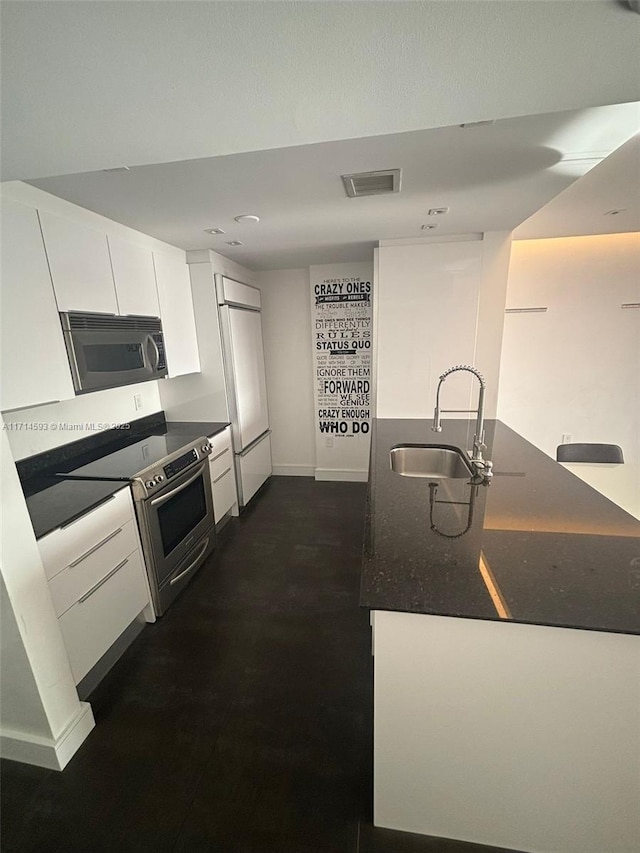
[556,443,624,464]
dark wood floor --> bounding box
[2,478,520,853]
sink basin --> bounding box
[389,444,474,479]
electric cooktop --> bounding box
[59,434,212,482]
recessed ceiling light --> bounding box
[226,240,243,246]
[428,207,449,216]
[234,214,260,224]
[204,227,225,235]
[604,209,627,216]
[102,166,130,172]
[421,224,438,230]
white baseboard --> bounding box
[0,701,95,771]
[272,465,315,477]
[314,469,369,482]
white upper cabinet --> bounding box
[38,209,118,314]
[0,196,75,412]
[153,252,201,378]
[107,235,160,317]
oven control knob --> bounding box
[202,442,211,453]
[155,474,165,484]
[146,480,155,489]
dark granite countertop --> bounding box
[26,480,130,541]
[361,418,640,635]
[21,416,230,539]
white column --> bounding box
[0,421,94,769]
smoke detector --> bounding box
[341,169,401,198]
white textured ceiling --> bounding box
[515,133,640,240]
[27,104,640,269]
[2,0,640,181]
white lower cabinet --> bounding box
[38,488,133,582]
[47,519,139,618]
[58,549,149,684]
[237,432,272,506]
[208,427,238,522]
[37,487,153,685]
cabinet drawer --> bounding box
[237,432,272,506]
[38,488,133,581]
[48,519,139,617]
[58,548,149,684]
[209,442,233,481]
[212,466,237,522]
[208,427,232,460]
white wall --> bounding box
[375,234,512,422]
[159,250,256,423]
[256,268,315,476]
[256,243,510,479]
[497,233,640,519]
[4,381,162,461]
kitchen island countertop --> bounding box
[361,418,640,635]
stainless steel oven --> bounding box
[60,311,168,394]
[132,439,215,615]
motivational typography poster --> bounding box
[309,262,373,478]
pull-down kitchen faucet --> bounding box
[432,364,492,478]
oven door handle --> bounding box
[150,461,209,508]
[169,537,210,586]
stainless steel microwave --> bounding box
[60,311,168,394]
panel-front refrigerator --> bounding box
[216,275,272,506]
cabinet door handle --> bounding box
[210,446,230,463]
[212,466,232,484]
[61,493,117,530]
[69,527,123,567]
[78,558,128,603]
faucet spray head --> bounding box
[439,364,486,387]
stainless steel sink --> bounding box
[389,444,474,479]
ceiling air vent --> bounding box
[341,169,401,198]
